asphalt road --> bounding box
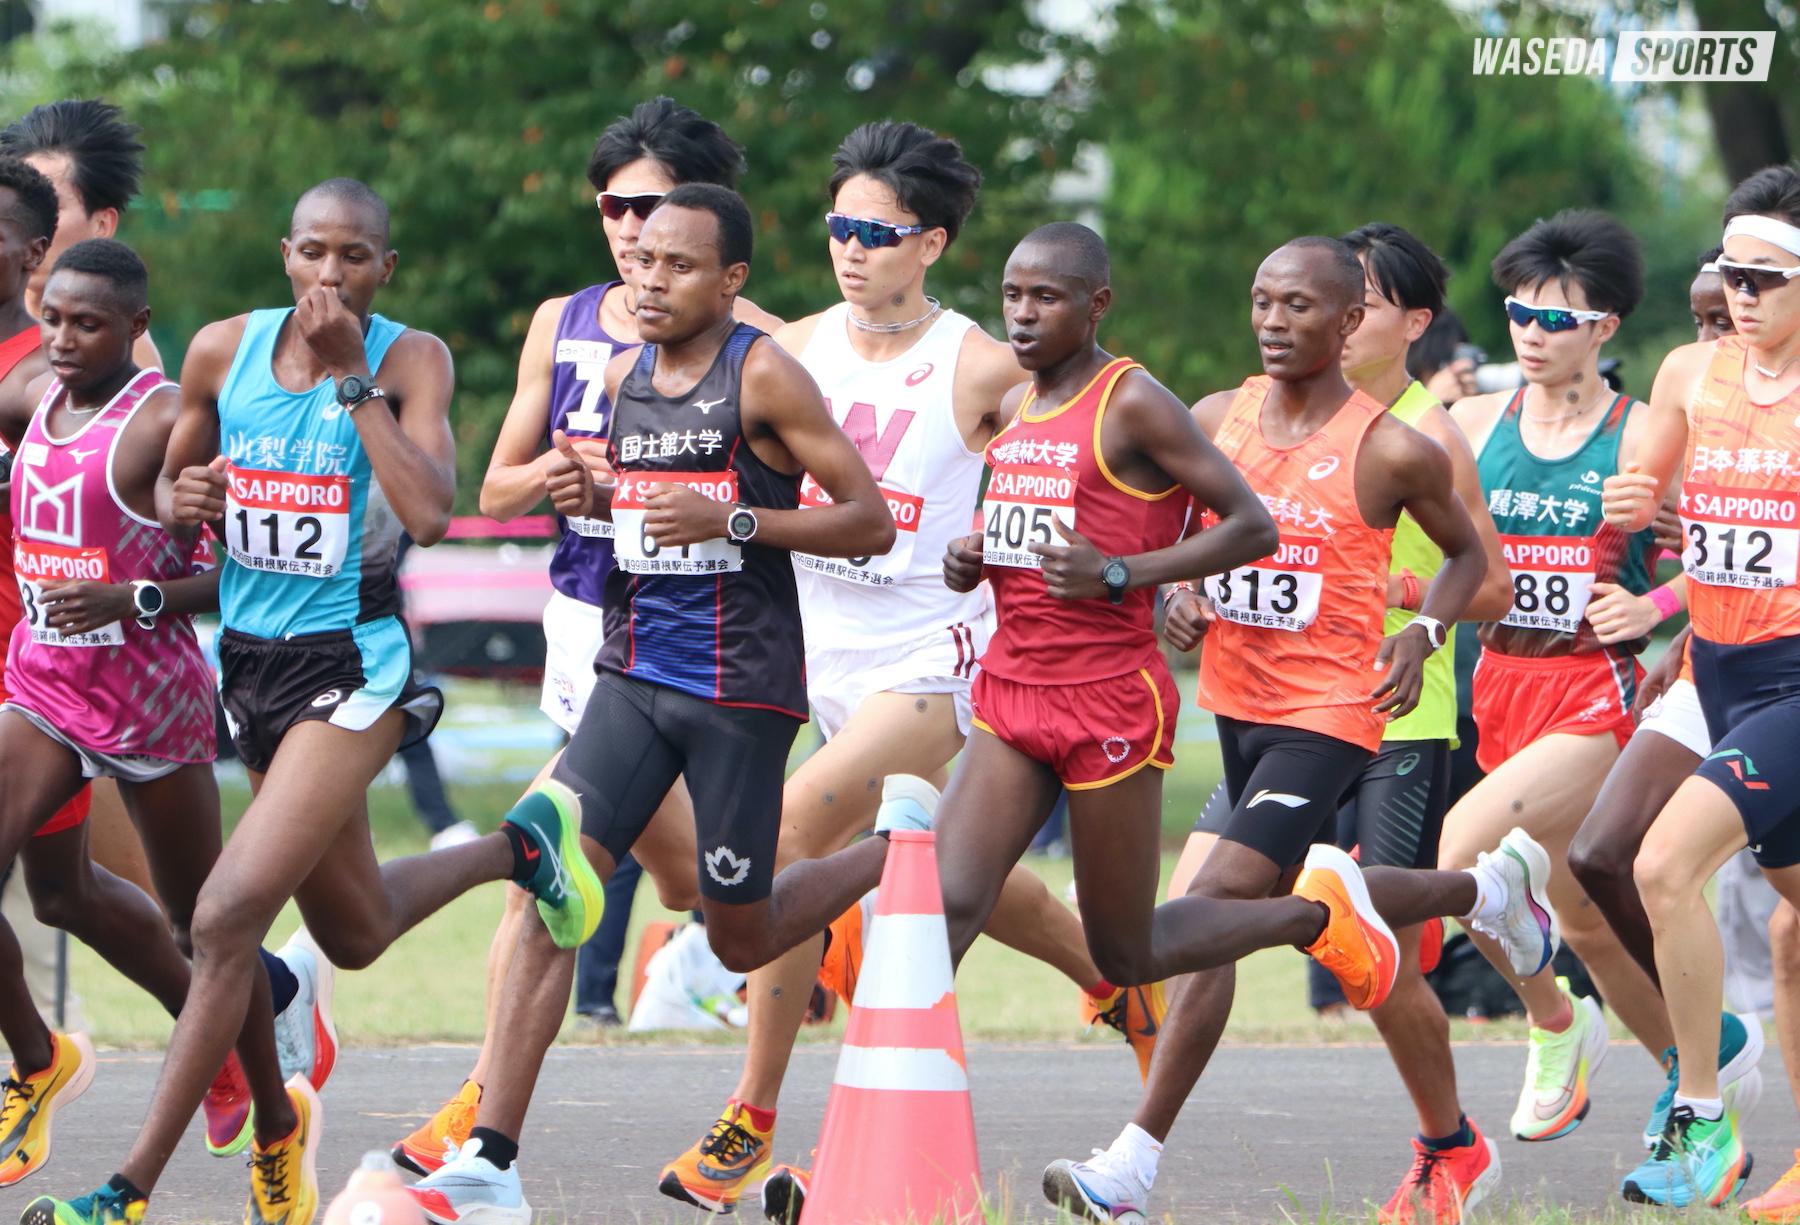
[3,1038,1792,1223]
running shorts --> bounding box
[217,617,443,774]
[1209,716,1373,870]
[1636,677,1712,760]
[969,662,1177,790]
[0,677,90,837]
[1470,648,1641,774]
[554,671,802,904]
[807,619,987,741]
[2,704,188,783]
[1692,633,1800,868]
[540,589,606,736]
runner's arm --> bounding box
[1412,403,1512,621]
[39,565,220,633]
[156,319,237,539]
[1602,344,1705,532]
[952,329,1029,450]
[480,296,611,521]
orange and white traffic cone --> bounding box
[802,829,981,1225]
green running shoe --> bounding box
[502,780,604,949]
[21,1181,146,1225]
[1622,1105,1753,1207]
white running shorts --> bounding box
[539,589,608,735]
[1635,676,1711,760]
[806,618,990,742]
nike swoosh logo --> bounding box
[1249,790,1310,808]
[1533,1089,1575,1120]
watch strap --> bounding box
[1405,614,1447,651]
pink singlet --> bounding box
[4,369,215,770]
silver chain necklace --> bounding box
[1753,354,1800,379]
[849,297,941,334]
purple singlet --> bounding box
[546,282,636,607]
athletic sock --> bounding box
[1109,1123,1162,1189]
[735,1101,775,1133]
[107,1173,147,1204]
[1673,1094,1725,1121]
[261,949,299,1016]
[469,1126,519,1169]
[1459,860,1506,927]
[499,820,533,883]
[1421,1117,1475,1152]
[1532,999,1574,1035]
[1085,979,1118,1001]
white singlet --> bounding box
[794,302,992,654]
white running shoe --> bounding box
[1467,828,1560,978]
[408,1138,532,1225]
[1510,982,1608,1142]
[429,820,482,851]
[873,775,939,834]
[1043,1149,1149,1224]
[272,928,337,1090]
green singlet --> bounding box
[1383,381,1457,743]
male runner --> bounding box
[404,184,903,1224]
[1605,165,1800,1207]
[662,122,1123,1216]
[24,180,600,1225]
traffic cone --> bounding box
[802,830,981,1225]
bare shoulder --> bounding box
[734,296,786,333]
[1411,402,1473,454]
[771,310,829,358]
[1448,388,1510,432]
[187,314,253,364]
[1654,340,1717,398]
[744,331,818,393]
[1189,388,1239,437]
[1366,409,1450,489]
[380,327,453,380]
[957,324,1022,378]
[529,295,572,335]
[1110,365,1188,419]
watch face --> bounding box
[1103,560,1128,587]
[337,375,367,404]
[137,585,163,614]
[729,509,756,539]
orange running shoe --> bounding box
[1747,1150,1800,1222]
[391,1079,479,1177]
[659,1100,775,1213]
[1295,843,1398,1011]
[1378,1122,1502,1224]
[1081,982,1167,1081]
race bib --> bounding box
[224,465,351,578]
[792,473,923,587]
[565,516,615,540]
[1499,535,1596,633]
[980,465,1076,569]
[14,540,122,646]
[1681,484,1800,590]
[1203,536,1324,632]
[612,470,742,574]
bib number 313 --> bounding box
[223,465,352,578]
[1203,537,1324,631]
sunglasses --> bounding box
[1503,296,1614,333]
[596,192,664,221]
[826,212,931,248]
[1715,259,1800,299]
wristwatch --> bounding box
[334,374,387,412]
[1101,555,1131,605]
[725,504,759,545]
[129,579,164,629]
[1406,614,1448,652]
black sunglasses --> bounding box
[1715,259,1800,300]
[826,212,931,249]
[596,192,665,221]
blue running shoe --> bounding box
[20,1180,145,1225]
[1642,1013,1766,1148]
[502,780,604,949]
[1621,1105,1752,1207]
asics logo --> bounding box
[310,689,343,708]
[1307,456,1340,480]
[693,397,726,414]
[706,846,750,886]
[1249,790,1309,808]
[1396,753,1420,775]
[905,363,934,386]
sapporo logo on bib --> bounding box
[792,472,922,586]
[982,464,1076,569]
[1204,536,1324,631]
[15,540,122,645]
[612,470,742,574]
[1499,535,1596,633]
[1681,483,1800,589]
[224,465,352,578]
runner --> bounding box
[1435,209,1676,1147]
[656,122,1123,1217]
[1604,164,1800,1207]
[403,184,904,1225]
[23,179,601,1225]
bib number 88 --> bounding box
[1512,573,1573,615]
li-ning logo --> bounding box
[1306,457,1340,481]
[1102,736,1130,763]
[706,846,750,886]
[906,363,934,387]
[693,397,726,415]
[1249,790,1309,808]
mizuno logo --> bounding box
[706,845,750,886]
[67,448,97,463]
[1249,790,1309,808]
[693,397,726,414]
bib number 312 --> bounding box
[1680,485,1800,590]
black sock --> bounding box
[469,1126,519,1170]
[1421,1116,1475,1152]
[499,822,532,883]
[260,949,300,1016]
[107,1173,147,1203]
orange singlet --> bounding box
[1680,335,1800,645]
[1197,377,1394,752]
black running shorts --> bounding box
[1335,739,1451,870]
[1204,716,1373,870]
[552,671,801,904]
[1691,633,1800,868]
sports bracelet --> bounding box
[1646,584,1681,622]
[1400,569,1421,612]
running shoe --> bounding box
[407,1138,530,1225]
[1465,828,1559,978]
[503,780,604,949]
[1621,1104,1752,1207]
[0,1031,95,1187]
[1377,1124,1501,1224]
[760,1165,809,1225]
[1642,1012,1765,1148]
[659,1100,775,1213]
[245,1075,320,1225]
[394,1080,481,1177]
[1043,1148,1149,1224]
[873,774,937,834]
[1081,982,1166,1081]
[1745,1149,1800,1221]
[272,929,337,1091]
[1510,980,1607,1141]
[19,1180,145,1225]
[203,1052,253,1158]
[1294,843,1398,1011]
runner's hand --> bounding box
[1633,626,1689,718]
[644,483,729,547]
[1602,462,1658,529]
[944,532,984,592]
[563,437,614,483]
[1586,581,1666,644]
[1371,623,1430,719]
[1033,517,1107,601]
[1652,502,1685,555]
[38,580,131,634]
[294,285,371,378]
[545,430,598,518]
[1162,587,1216,651]
[171,455,228,525]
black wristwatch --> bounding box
[334,374,386,412]
[725,504,759,545]
[1101,555,1130,605]
[130,579,164,629]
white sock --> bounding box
[1460,859,1506,926]
[1673,1094,1724,1121]
[1109,1123,1162,1189]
